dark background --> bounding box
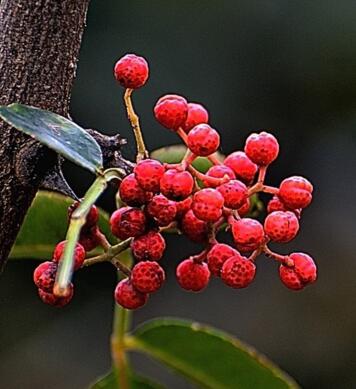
[1,1,356,388]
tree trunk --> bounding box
[0,0,90,272]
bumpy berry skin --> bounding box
[160,169,194,200]
[119,174,152,206]
[180,209,208,243]
[221,255,256,288]
[207,243,238,276]
[264,211,299,243]
[131,231,166,261]
[267,195,301,219]
[114,54,149,89]
[175,197,193,219]
[231,218,265,252]
[53,241,86,270]
[203,165,235,188]
[131,261,165,293]
[134,159,165,193]
[223,151,258,184]
[279,176,313,209]
[182,103,209,133]
[192,188,224,222]
[217,179,248,209]
[114,279,148,309]
[154,94,188,130]
[187,124,220,156]
[33,261,58,292]
[110,207,146,240]
[176,259,210,292]
[147,194,177,226]
[79,225,101,252]
[68,202,99,228]
[238,198,251,217]
[244,131,279,166]
[38,283,74,307]
[279,253,317,290]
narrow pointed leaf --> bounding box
[128,319,299,389]
[10,191,115,260]
[0,103,103,173]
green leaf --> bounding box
[89,370,165,389]
[10,190,115,260]
[151,144,224,173]
[128,319,299,389]
[0,103,103,174]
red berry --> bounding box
[154,94,188,130]
[110,207,147,240]
[217,179,248,209]
[223,151,258,184]
[160,169,194,200]
[131,261,165,293]
[147,194,177,226]
[192,188,224,222]
[53,241,86,270]
[267,195,301,219]
[38,283,74,307]
[203,165,235,188]
[181,209,208,243]
[279,176,313,209]
[238,197,251,217]
[176,259,210,292]
[33,261,58,292]
[207,243,238,276]
[79,225,101,252]
[119,173,152,206]
[114,278,148,309]
[244,131,279,166]
[279,253,317,290]
[187,124,220,156]
[221,255,256,288]
[114,54,149,89]
[231,218,265,252]
[131,231,166,261]
[68,202,99,228]
[264,211,299,243]
[175,197,193,219]
[134,159,164,193]
[182,102,209,133]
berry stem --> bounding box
[188,165,230,186]
[190,248,209,263]
[207,153,222,166]
[123,88,148,162]
[177,127,188,143]
[263,244,291,265]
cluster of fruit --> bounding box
[32,53,317,309]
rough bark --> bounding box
[0,0,90,272]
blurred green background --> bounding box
[1,1,356,388]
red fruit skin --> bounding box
[134,159,165,193]
[180,210,208,243]
[238,197,251,217]
[154,94,188,130]
[68,202,99,228]
[264,211,299,243]
[114,54,149,89]
[78,225,101,252]
[217,179,248,209]
[192,188,224,222]
[119,174,152,206]
[175,197,193,219]
[267,195,302,219]
[176,259,210,292]
[207,243,238,276]
[38,283,74,307]
[182,102,209,133]
[203,165,235,188]
[279,176,313,209]
[160,169,194,200]
[221,255,256,288]
[231,218,265,252]
[114,279,148,309]
[33,261,58,292]
[131,261,165,293]
[53,241,86,270]
[187,124,220,156]
[147,194,177,226]
[110,207,147,240]
[279,253,317,290]
[131,231,166,261]
[223,151,258,184]
[244,131,279,166]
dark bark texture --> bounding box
[0,0,90,272]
